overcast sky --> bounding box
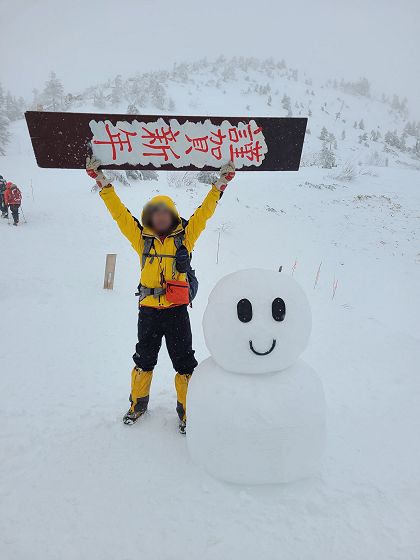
[1,0,419,110]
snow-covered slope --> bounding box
[1,82,420,559]
[15,57,419,173]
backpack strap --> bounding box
[173,231,185,250]
[141,237,155,268]
[141,218,188,270]
[136,284,166,301]
[174,217,188,251]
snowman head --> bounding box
[203,269,312,374]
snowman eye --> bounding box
[237,298,253,323]
[272,298,286,321]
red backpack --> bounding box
[6,184,22,205]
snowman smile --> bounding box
[249,339,277,356]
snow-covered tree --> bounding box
[391,94,401,111]
[415,129,420,157]
[197,170,219,185]
[5,92,24,121]
[319,141,335,168]
[281,94,292,116]
[327,132,337,150]
[341,130,346,140]
[340,77,371,97]
[358,119,365,130]
[0,112,9,156]
[43,71,64,111]
[404,121,419,137]
[94,89,106,109]
[0,83,4,111]
[173,62,189,83]
[127,75,145,108]
[384,130,402,150]
[126,170,158,182]
[318,126,337,150]
[149,79,166,110]
[400,132,407,152]
[259,83,271,95]
[31,88,41,109]
[318,126,329,142]
[389,95,408,118]
[0,84,9,155]
[127,103,138,114]
[111,75,123,106]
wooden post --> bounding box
[103,254,117,290]
[314,262,322,289]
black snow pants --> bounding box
[0,194,7,215]
[133,304,198,374]
[8,204,19,224]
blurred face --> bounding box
[150,206,174,234]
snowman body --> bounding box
[186,269,326,484]
[188,358,325,484]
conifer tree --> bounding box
[43,71,64,111]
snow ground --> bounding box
[1,120,420,560]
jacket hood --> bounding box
[141,195,182,234]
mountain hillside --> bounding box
[2,57,420,172]
[1,57,420,560]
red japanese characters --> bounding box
[90,118,268,168]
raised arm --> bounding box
[184,161,236,251]
[86,157,143,253]
[184,186,222,251]
[99,187,143,251]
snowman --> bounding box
[187,269,325,484]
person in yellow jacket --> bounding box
[86,156,236,433]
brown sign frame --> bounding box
[25,111,307,172]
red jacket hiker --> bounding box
[4,182,22,225]
[4,182,22,206]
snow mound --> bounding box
[187,358,325,484]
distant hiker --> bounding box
[4,182,22,226]
[86,156,235,433]
[0,175,8,218]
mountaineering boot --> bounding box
[123,367,153,425]
[123,408,146,425]
[175,373,191,435]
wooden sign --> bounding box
[103,254,117,290]
[25,111,307,172]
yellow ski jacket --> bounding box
[100,184,222,307]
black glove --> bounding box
[175,245,190,273]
